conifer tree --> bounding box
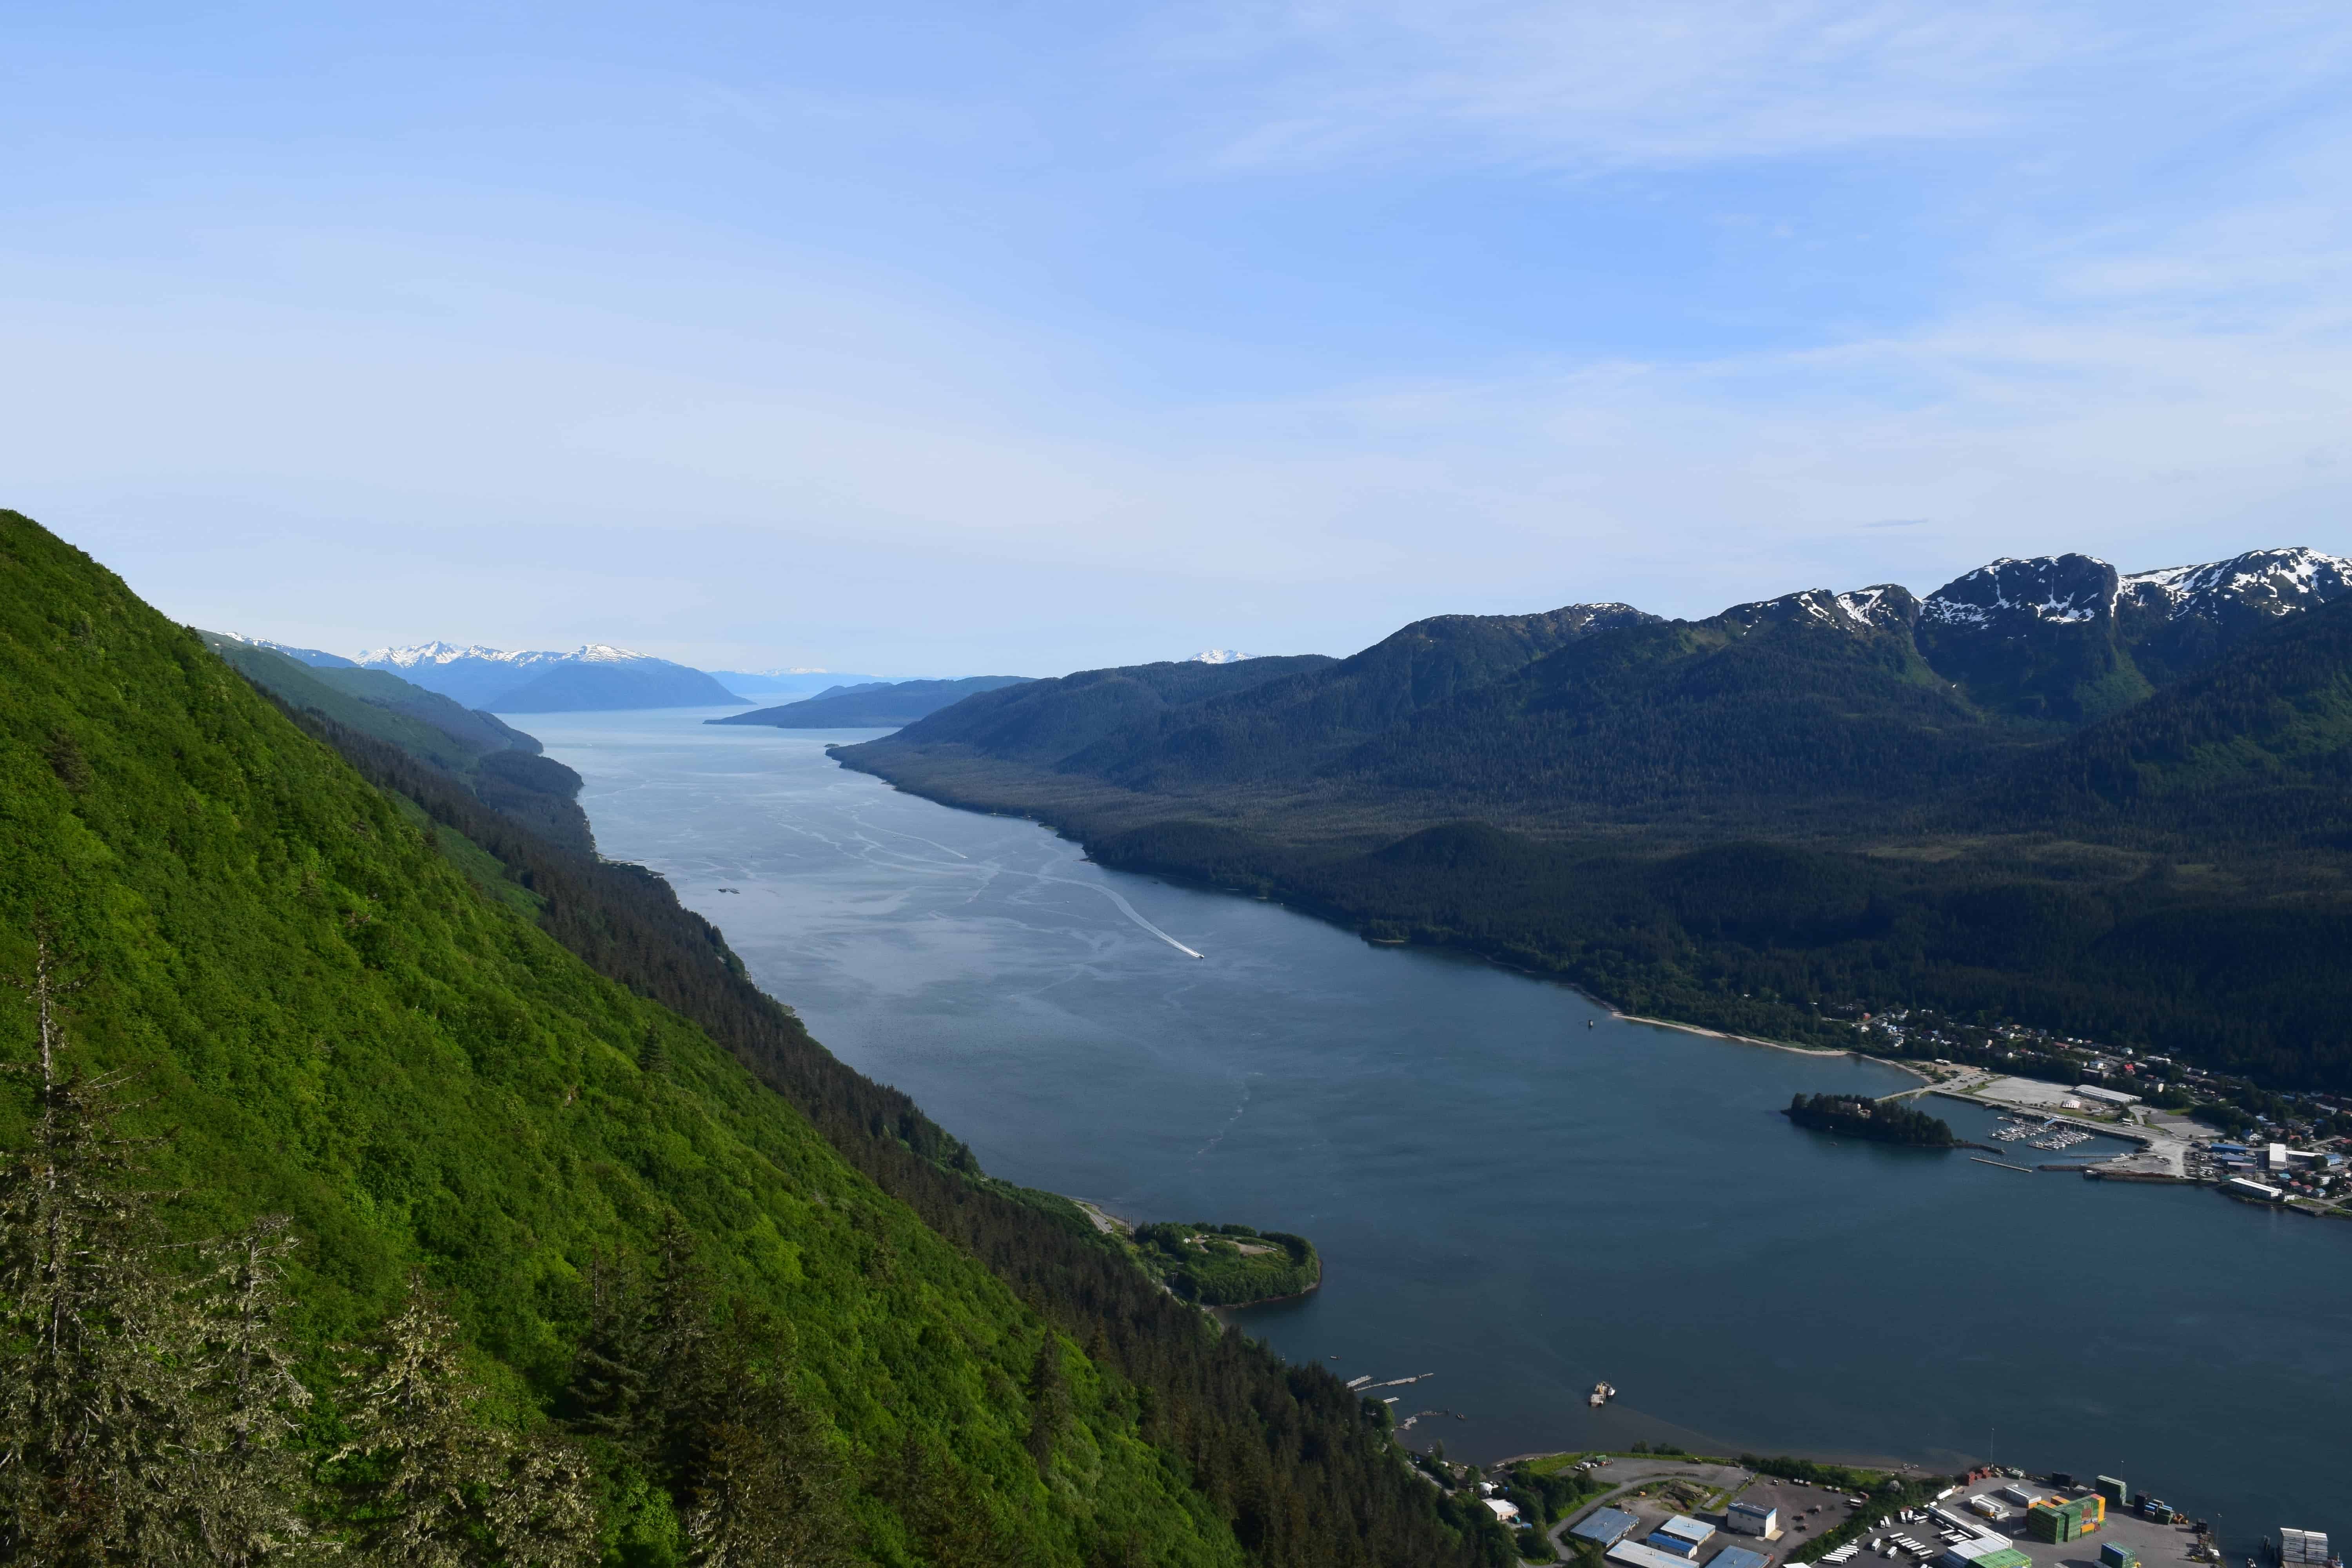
[183,1215,316,1565]
[617,1219,846,1565]
[1024,1335,1072,1473]
[561,1252,650,1450]
[0,933,304,1564]
[335,1274,598,1567]
[637,1028,671,1078]
[675,1307,845,1567]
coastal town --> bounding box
[1426,1446,2335,1568]
[1814,1007,2352,1218]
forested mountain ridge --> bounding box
[841,544,2352,1091]
[709,675,1032,730]
[0,512,1495,1566]
[205,632,598,855]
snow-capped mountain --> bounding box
[1189,649,1255,664]
[1919,554,2120,629]
[358,641,648,672]
[214,631,359,669]
[2114,546,2352,683]
[356,643,744,711]
[1719,586,1919,634]
[1661,545,2346,722]
[2120,546,2352,620]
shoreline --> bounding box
[1070,1195,1327,1313]
[1616,1013,1933,1082]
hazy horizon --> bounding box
[8,2,2351,672]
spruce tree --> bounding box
[1024,1336,1072,1473]
[0,933,303,1564]
[561,1252,650,1450]
[183,1214,316,1565]
[335,1273,598,1567]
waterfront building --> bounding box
[1611,1541,1704,1568]
[1572,1508,1641,1548]
[1726,1502,1779,1537]
[1650,1515,1717,1557]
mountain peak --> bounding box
[1190,648,1255,664]
[1718,586,1919,635]
[2120,546,2352,618]
[216,631,360,668]
[1921,554,2119,628]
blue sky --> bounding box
[7,1,2352,673]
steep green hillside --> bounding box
[204,633,525,775]
[0,514,1447,1566]
[208,632,599,856]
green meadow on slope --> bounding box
[0,514,1258,1564]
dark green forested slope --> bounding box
[1046,609,1655,794]
[206,633,598,855]
[1332,604,2013,825]
[862,595,2021,829]
[1967,590,2352,845]
[0,513,1490,1566]
[879,656,1336,775]
[842,597,2352,1093]
[203,633,528,775]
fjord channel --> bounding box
[526,708,2350,1549]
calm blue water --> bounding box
[527,708,2351,1550]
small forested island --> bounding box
[1131,1222,1321,1307]
[1785,1092,1958,1147]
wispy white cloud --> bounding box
[1154,0,2352,173]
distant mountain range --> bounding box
[709,675,1033,730]
[211,632,361,669]
[357,641,745,711]
[839,544,2352,1090]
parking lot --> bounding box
[1739,1475,1861,1550]
[1933,1477,2208,1568]
[1559,1466,2210,1568]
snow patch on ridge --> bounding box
[359,641,652,668]
[1921,555,2118,627]
[2120,546,2352,617]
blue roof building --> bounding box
[1649,1517,1717,1559]
[1709,1546,1769,1568]
[1572,1508,1641,1547]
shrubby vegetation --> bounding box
[0,513,1491,1566]
[1130,1224,1319,1307]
